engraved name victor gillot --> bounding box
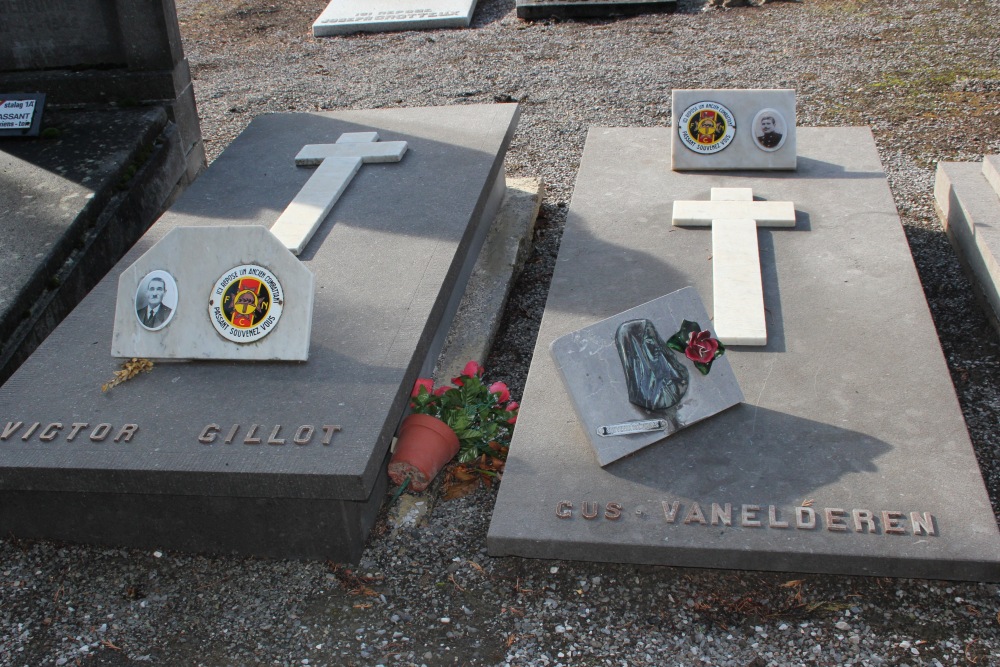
[1,421,341,446]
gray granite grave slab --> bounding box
[934,157,1000,331]
[0,104,519,562]
[314,0,479,36]
[516,0,677,19]
[488,127,1000,581]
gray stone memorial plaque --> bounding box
[551,287,744,466]
[671,89,796,171]
[488,127,1000,581]
[0,104,519,562]
[516,0,677,19]
[314,0,479,36]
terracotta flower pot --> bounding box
[388,413,460,491]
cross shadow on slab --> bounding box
[601,405,892,508]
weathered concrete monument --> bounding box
[0,104,519,562]
[0,0,205,384]
[488,90,1000,581]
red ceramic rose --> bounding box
[666,320,726,376]
[685,330,720,364]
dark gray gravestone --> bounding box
[0,107,187,385]
[488,127,1000,581]
[516,0,677,20]
[0,104,518,562]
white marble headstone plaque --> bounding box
[313,0,479,36]
[671,89,796,171]
[111,226,314,361]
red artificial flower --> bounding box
[506,400,519,424]
[685,330,720,364]
[462,360,484,378]
[412,377,434,397]
[433,385,450,397]
[451,376,464,387]
[488,381,510,403]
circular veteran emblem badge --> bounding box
[209,265,283,343]
[678,101,737,155]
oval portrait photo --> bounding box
[752,109,787,152]
[134,270,178,331]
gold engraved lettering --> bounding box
[199,424,220,444]
[1,421,23,440]
[795,506,816,529]
[89,423,112,441]
[881,510,906,535]
[768,505,788,528]
[662,500,681,523]
[741,504,761,528]
[267,425,285,445]
[555,501,573,519]
[21,422,40,441]
[683,502,707,525]
[581,501,599,520]
[224,424,239,444]
[910,512,936,536]
[825,508,849,532]
[67,423,88,441]
[39,423,63,442]
[321,425,341,445]
[605,503,622,520]
[852,509,876,533]
[244,424,261,445]
[710,502,732,526]
[293,425,314,445]
[115,424,138,443]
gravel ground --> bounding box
[4,0,1000,665]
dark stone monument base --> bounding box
[0,108,187,385]
[487,127,1000,582]
[0,451,389,562]
[516,0,677,19]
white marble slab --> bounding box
[671,89,796,171]
[673,188,798,346]
[270,132,408,255]
[983,155,1000,199]
[712,219,765,345]
[111,226,314,360]
[314,0,479,36]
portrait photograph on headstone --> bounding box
[133,270,178,331]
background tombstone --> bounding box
[0,0,205,385]
[935,155,1000,334]
[516,0,677,19]
[488,126,1000,581]
[0,104,519,562]
[314,0,480,36]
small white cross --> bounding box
[672,188,796,346]
[270,132,408,255]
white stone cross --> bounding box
[672,188,796,346]
[269,132,408,255]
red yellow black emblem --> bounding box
[677,101,737,155]
[209,265,284,343]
